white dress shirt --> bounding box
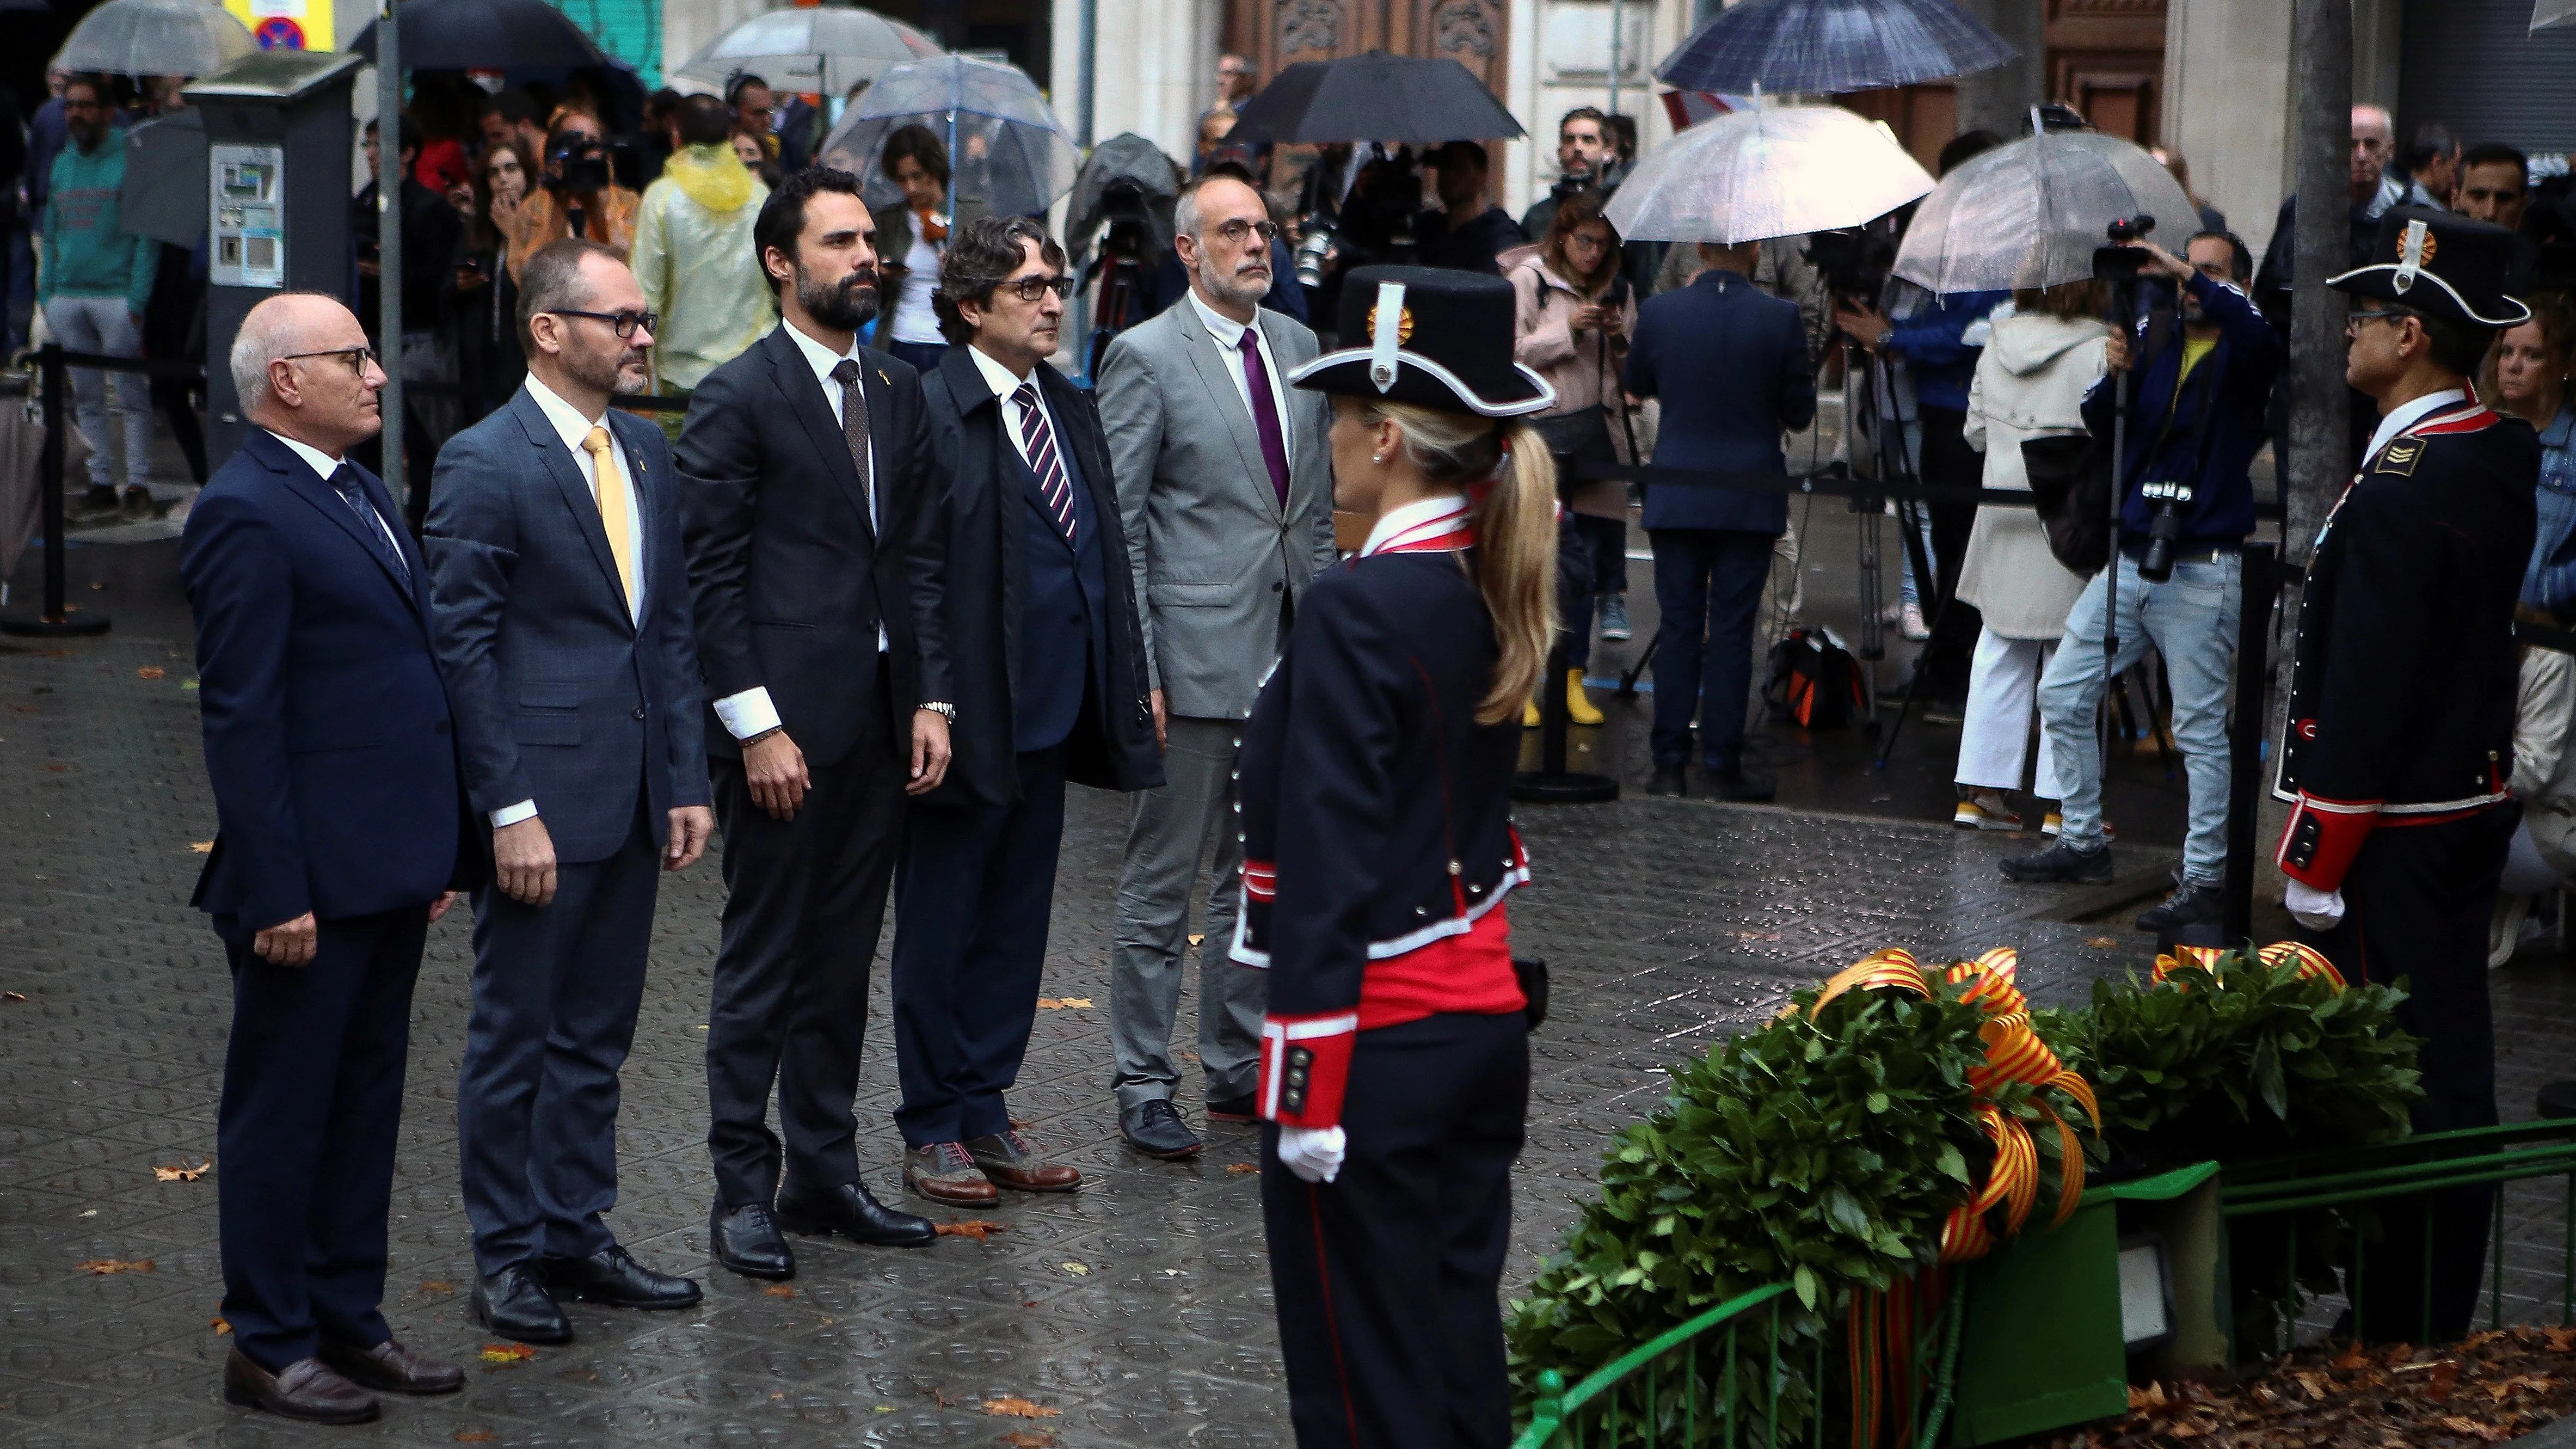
[2363,387,2468,465]
[710,320,886,743]
[1186,290,1294,456]
[265,429,408,564]
[965,340,1060,472]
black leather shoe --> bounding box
[774,1177,937,1248]
[540,1243,703,1310]
[318,1337,463,1395]
[711,1201,795,1280]
[1707,766,1776,803]
[222,1349,379,1423]
[469,1263,571,1344]
[1644,765,1689,797]
[1121,1099,1203,1159]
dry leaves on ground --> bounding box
[419,1280,454,1294]
[1035,997,1094,1010]
[1226,1163,1259,1175]
[75,1258,153,1274]
[2087,936,2123,949]
[1000,1433,1057,1448]
[2,992,26,1003]
[209,1317,230,1335]
[153,1159,212,1182]
[454,1433,497,1444]
[477,1343,537,1365]
[761,1284,795,1298]
[136,666,165,679]
[935,1219,1006,1240]
[1060,1260,1090,1275]
[188,842,213,853]
[983,1397,1061,1419]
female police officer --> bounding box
[1230,265,1558,1446]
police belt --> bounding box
[1570,461,2289,520]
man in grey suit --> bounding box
[1096,173,1337,1159]
[426,240,716,1343]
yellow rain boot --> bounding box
[1564,670,1605,726]
[1523,696,1543,728]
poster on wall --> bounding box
[223,0,335,51]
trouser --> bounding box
[703,698,905,1206]
[2308,806,2515,1343]
[1649,527,1775,771]
[1263,1012,1529,1449]
[142,242,205,484]
[216,905,427,1372]
[1109,716,1265,1111]
[1556,512,1627,671]
[2037,552,2241,883]
[42,295,150,488]
[1913,406,1983,700]
[457,805,660,1275]
[889,744,1069,1146]
[1956,628,2064,797]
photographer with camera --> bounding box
[2001,231,2280,934]
[505,109,639,285]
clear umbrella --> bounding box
[1655,0,2015,96]
[1892,128,2197,294]
[2537,0,2576,30]
[674,7,944,99]
[1605,102,1933,244]
[818,54,1078,218]
[54,0,253,79]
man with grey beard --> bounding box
[677,168,954,1279]
[1096,172,1337,1159]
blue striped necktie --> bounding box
[328,464,409,585]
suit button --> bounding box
[632,705,647,720]
[1271,581,1283,593]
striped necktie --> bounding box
[1013,381,1077,548]
[327,464,408,585]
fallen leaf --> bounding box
[419,1280,454,1294]
[188,842,213,853]
[762,1284,795,1298]
[2439,1415,2507,1442]
[75,1258,154,1274]
[1035,997,1095,1010]
[136,666,165,679]
[2334,1342,2373,1371]
[2549,1327,2576,1354]
[1188,934,1204,947]
[2,992,24,1003]
[1060,1260,1090,1275]
[477,1343,537,1364]
[1226,1163,1258,1175]
[921,1386,952,1408]
[2428,1360,2460,1399]
[2292,1372,2328,1402]
[182,679,200,691]
[936,1219,1006,1240]
[2086,936,2121,949]
[153,1159,212,1182]
[1000,1434,1056,1448]
[210,1317,231,1335]
[982,1396,1061,1420]
[454,1433,497,1444]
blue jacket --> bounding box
[2520,408,2576,613]
[2082,270,2282,549]
[1625,269,1815,534]
[422,389,711,865]
[180,430,475,931]
[1888,290,2006,414]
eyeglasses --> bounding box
[1003,274,1077,303]
[279,346,380,375]
[2345,308,2406,336]
[550,308,660,338]
[1206,218,1280,246]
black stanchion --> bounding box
[3,345,111,638]
[2219,543,2285,947]
[1514,638,1618,803]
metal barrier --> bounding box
[4,344,205,637]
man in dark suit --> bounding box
[183,292,474,1423]
[425,240,715,1341]
[895,217,1164,1204]
[1624,239,1815,802]
[680,167,953,1278]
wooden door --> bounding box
[1224,0,1512,103]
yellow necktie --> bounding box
[582,425,636,610]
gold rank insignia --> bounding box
[2374,438,2424,476]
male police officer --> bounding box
[2274,207,2539,1342]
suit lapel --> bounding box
[1174,311,1283,522]
[513,390,631,629]
[1040,367,1115,562]
[766,328,874,541]
[257,435,420,613]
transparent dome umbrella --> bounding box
[819,54,1078,218]
[1656,0,2014,96]
[674,7,943,100]
[1604,102,1933,245]
[1892,128,2198,295]
[2537,0,2576,30]
[53,0,253,80]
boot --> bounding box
[1564,669,1604,726]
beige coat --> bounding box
[1958,311,2112,640]
[1511,256,1638,519]
[2513,646,2576,877]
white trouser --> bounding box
[42,296,151,488]
[1956,626,2063,797]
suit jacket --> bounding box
[919,347,1162,807]
[678,324,947,768]
[1625,269,1815,535]
[1096,299,1336,721]
[423,388,710,864]
[180,429,476,930]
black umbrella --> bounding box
[1655,0,2014,96]
[350,0,607,71]
[1229,51,1522,145]
[1066,132,1181,273]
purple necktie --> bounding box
[1237,330,1291,508]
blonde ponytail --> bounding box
[1356,402,1561,724]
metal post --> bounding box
[2,345,112,636]
[2286,0,2356,566]
[2221,542,2280,945]
[1606,0,1623,121]
[1077,0,1096,146]
[377,0,404,517]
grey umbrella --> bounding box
[674,7,944,98]
[120,107,207,248]
[53,0,253,79]
[1892,128,2197,294]
[2538,0,2575,29]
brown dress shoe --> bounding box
[905,1141,1001,1206]
[320,1336,464,1395]
[964,1129,1081,1192]
[222,1347,380,1424]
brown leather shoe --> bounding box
[905,1141,1001,1206]
[222,1348,380,1424]
[319,1336,464,1395]
[964,1128,1081,1193]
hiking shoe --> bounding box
[2136,880,2224,932]
[1598,594,1632,642]
[2000,839,2114,885]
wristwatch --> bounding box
[1874,328,1896,350]
[919,701,958,722]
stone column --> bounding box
[1953,0,2044,140]
[1052,0,1223,164]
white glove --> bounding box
[2284,879,2346,932]
[1275,1125,1347,1184]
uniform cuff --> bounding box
[712,686,781,740]
[2276,792,2381,891]
[1259,1012,1357,1129]
[490,800,539,828]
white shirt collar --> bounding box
[263,428,345,482]
[1186,288,1259,352]
[2366,388,2469,463]
[522,372,608,449]
[780,317,866,391]
[966,342,1038,404]
[1358,494,1472,557]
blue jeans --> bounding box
[884,339,947,375]
[2036,551,2242,883]
[1557,513,1626,670]
[1649,528,1776,771]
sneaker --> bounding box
[1899,603,1931,641]
[1952,792,2023,832]
[2000,839,2114,885]
[2040,813,2115,842]
[1598,594,1632,642]
[120,486,154,521]
[2135,880,2224,932]
[76,485,121,518]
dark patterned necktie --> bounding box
[1012,381,1078,548]
[328,464,408,585]
[1237,330,1290,507]
[829,358,876,536]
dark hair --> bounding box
[62,72,107,103]
[364,113,424,157]
[486,88,536,127]
[468,139,532,251]
[677,93,735,148]
[2186,229,2253,282]
[1938,128,2002,177]
[752,167,866,296]
[2403,120,2459,174]
[2010,278,2110,321]
[1542,188,1620,291]
[1557,105,1608,139]
[933,214,1063,345]
[882,124,951,188]
[2391,302,2498,377]
[726,73,771,106]
[1604,113,1638,161]
[1432,139,1488,175]
[517,238,621,349]
[2462,142,2531,189]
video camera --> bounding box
[1292,147,1423,292]
[1805,226,1897,308]
[546,137,613,198]
[2091,213,2157,281]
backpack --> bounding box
[1766,628,1865,730]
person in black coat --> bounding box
[678,168,954,1279]
[1239,266,1557,1446]
[889,216,1163,1205]
[2276,208,2541,1343]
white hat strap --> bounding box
[1369,281,1405,393]
[2394,218,2430,294]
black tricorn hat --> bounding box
[2329,206,2532,328]
[1288,265,1555,417]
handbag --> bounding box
[2019,433,2113,576]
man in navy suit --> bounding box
[425,239,715,1342]
[893,216,1163,1204]
[183,292,475,1424]
[1624,240,1815,802]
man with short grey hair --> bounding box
[1096,171,1335,1159]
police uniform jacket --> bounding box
[2274,390,2539,891]
[1229,495,1531,1131]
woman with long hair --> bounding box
[1511,188,1638,726]
[1237,266,1556,1445]
[442,139,531,420]
[2499,294,2576,612]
